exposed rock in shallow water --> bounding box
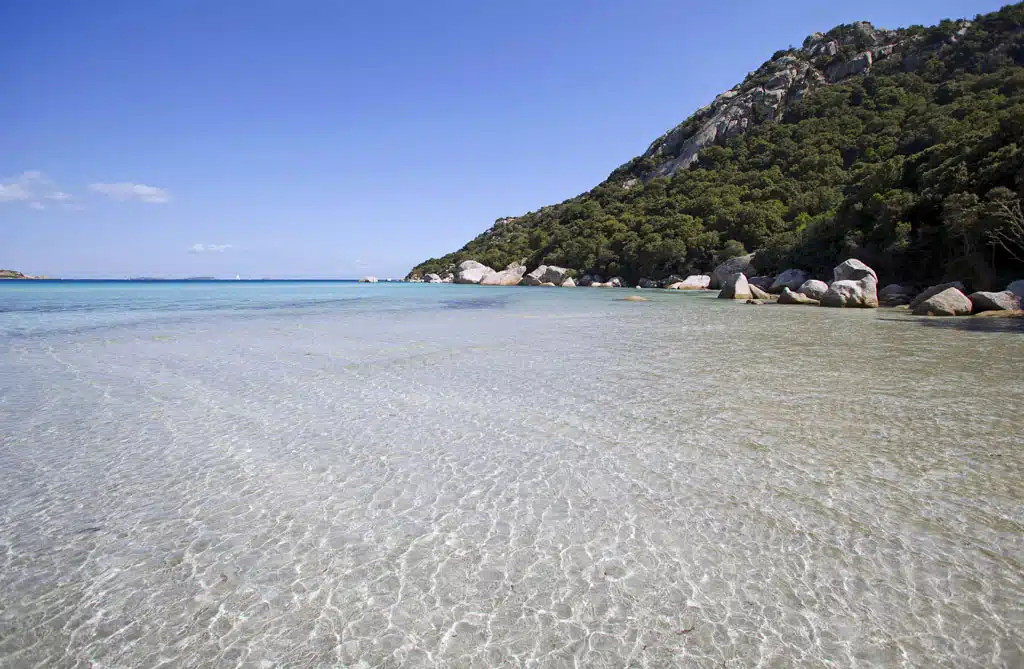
[718,273,752,300]
[480,264,527,286]
[424,273,442,284]
[710,254,756,289]
[561,277,576,287]
[638,278,660,288]
[908,281,967,310]
[822,279,878,308]
[968,291,1021,313]
[579,274,602,287]
[749,284,772,300]
[821,259,878,308]
[798,280,829,301]
[622,295,648,302]
[523,265,570,286]
[748,275,775,290]
[1007,280,1024,299]
[769,269,809,294]
[455,260,496,284]
[912,287,973,316]
[666,275,711,290]
[778,287,819,305]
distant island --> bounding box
[0,269,45,280]
[128,276,218,281]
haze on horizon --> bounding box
[1,0,1007,279]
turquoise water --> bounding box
[1,281,1022,668]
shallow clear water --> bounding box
[1,281,1022,668]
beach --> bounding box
[1,281,1022,668]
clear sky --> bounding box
[1,0,1009,278]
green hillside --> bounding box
[410,3,1024,289]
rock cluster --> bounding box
[427,258,1021,322]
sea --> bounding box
[1,280,1022,668]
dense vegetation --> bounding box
[411,3,1024,289]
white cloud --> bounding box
[0,170,47,203]
[90,182,170,203]
[188,243,233,253]
[1,171,83,211]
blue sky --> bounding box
[1,0,1009,278]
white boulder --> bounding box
[718,273,752,300]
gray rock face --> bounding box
[638,278,660,288]
[718,273,752,300]
[608,277,624,288]
[523,265,570,286]
[878,283,914,306]
[833,258,878,282]
[821,259,879,308]
[912,287,973,316]
[826,51,873,81]
[561,277,576,287]
[968,291,1022,313]
[908,281,967,310]
[710,254,756,289]
[798,279,829,301]
[778,287,819,305]
[748,275,775,290]
[769,269,810,293]
[455,261,496,284]
[579,274,602,287]
[666,275,711,290]
[637,24,899,180]
[1007,280,1024,299]
[749,284,772,300]
[424,273,442,284]
[479,264,527,286]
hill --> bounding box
[409,3,1024,289]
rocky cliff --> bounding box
[628,22,919,181]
